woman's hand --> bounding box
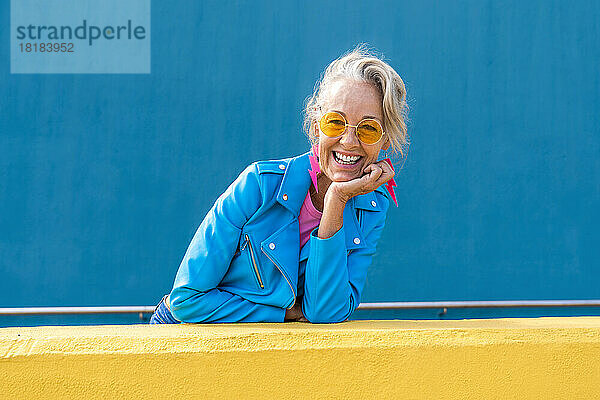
[284,300,307,322]
[327,160,395,204]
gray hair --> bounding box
[303,44,409,156]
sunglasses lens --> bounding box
[319,112,346,137]
[357,119,384,144]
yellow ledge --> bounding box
[2,317,600,399]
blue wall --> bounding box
[1,0,599,326]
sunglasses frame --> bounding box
[318,110,386,146]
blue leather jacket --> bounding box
[168,150,390,323]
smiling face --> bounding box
[316,79,389,182]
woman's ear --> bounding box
[381,138,391,151]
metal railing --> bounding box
[356,300,600,309]
[0,306,157,315]
[1,300,600,318]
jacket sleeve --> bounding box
[301,194,390,323]
[168,163,286,323]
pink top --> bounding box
[298,190,322,248]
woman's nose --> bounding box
[339,126,360,147]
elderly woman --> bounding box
[150,46,408,324]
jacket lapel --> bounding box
[276,151,312,217]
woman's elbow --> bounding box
[168,287,206,322]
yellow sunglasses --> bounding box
[319,111,385,145]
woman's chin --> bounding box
[325,161,364,182]
[328,170,361,182]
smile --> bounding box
[332,151,362,165]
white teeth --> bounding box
[333,151,361,164]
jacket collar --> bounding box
[276,151,312,217]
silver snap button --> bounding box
[371,200,377,207]
[282,194,288,201]
[353,237,361,245]
[269,242,276,250]
[279,164,286,170]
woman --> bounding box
[150,45,408,324]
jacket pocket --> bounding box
[241,234,265,290]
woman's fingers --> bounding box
[362,161,394,193]
[365,163,383,182]
[367,161,393,187]
[372,160,395,187]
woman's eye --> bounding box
[359,124,377,132]
[329,120,345,126]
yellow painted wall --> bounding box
[2,317,600,399]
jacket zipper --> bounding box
[242,234,264,289]
[261,248,296,309]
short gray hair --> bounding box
[303,44,409,156]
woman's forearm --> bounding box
[317,192,347,239]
